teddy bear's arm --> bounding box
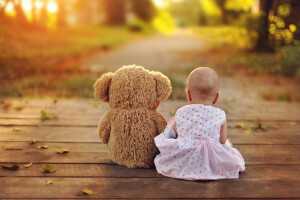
[151,111,168,134]
[98,110,112,144]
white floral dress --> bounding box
[154,104,245,180]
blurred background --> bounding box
[0,0,299,103]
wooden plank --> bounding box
[1,142,300,164]
[1,117,300,127]
[1,99,300,121]
[0,177,300,199]
[0,125,299,145]
[0,164,299,179]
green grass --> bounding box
[0,24,152,98]
[192,26,257,49]
[0,74,98,98]
[0,24,151,80]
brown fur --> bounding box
[94,65,172,168]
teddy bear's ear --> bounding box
[94,72,114,102]
[151,71,172,102]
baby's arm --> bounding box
[219,120,227,144]
[173,122,178,138]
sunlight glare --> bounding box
[35,0,44,10]
[47,1,58,13]
[0,0,5,7]
[5,2,14,12]
[4,1,16,17]
[22,0,32,12]
[153,0,166,8]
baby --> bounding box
[154,67,245,180]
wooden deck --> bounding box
[0,98,300,199]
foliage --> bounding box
[0,25,150,81]
[225,0,254,12]
[278,46,300,77]
[152,8,175,34]
[193,26,257,49]
[269,4,298,46]
[127,18,152,33]
[198,0,222,25]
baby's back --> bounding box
[175,104,226,140]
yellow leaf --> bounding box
[46,180,54,184]
[29,139,37,144]
[24,162,32,168]
[169,110,176,116]
[235,122,246,129]
[13,127,21,132]
[42,164,56,173]
[1,165,19,170]
[37,145,48,149]
[289,24,297,33]
[55,148,69,154]
[93,102,99,107]
[289,122,298,126]
[80,189,93,195]
[243,129,252,134]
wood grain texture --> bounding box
[1,98,300,199]
[1,99,300,121]
[0,177,300,199]
[1,142,300,164]
[0,164,299,179]
[0,124,299,144]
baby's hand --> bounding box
[228,138,233,146]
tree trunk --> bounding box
[56,0,66,27]
[253,0,274,52]
[13,0,29,26]
[130,0,154,22]
[103,0,126,25]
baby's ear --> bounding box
[94,72,114,102]
[151,71,172,102]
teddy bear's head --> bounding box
[94,65,171,110]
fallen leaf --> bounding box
[55,148,69,154]
[40,110,51,121]
[2,103,12,109]
[13,127,21,132]
[78,189,93,196]
[93,102,99,107]
[169,110,176,116]
[1,165,19,170]
[14,105,25,111]
[37,145,48,149]
[42,164,56,173]
[51,113,58,119]
[243,129,252,134]
[53,99,58,104]
[24,162,33,168]
[40,110,58,121]
[46,180,54,184]
[29,139,37,144]
[289,122,298,126]
[234,122,246,129]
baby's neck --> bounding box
[189,99,213,106]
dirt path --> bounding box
[80,31,299,104]
[81,31,205,72]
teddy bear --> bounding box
[94,65,172,168]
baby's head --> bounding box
[187,67,220,105]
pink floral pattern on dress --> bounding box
[154,104,245,180]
